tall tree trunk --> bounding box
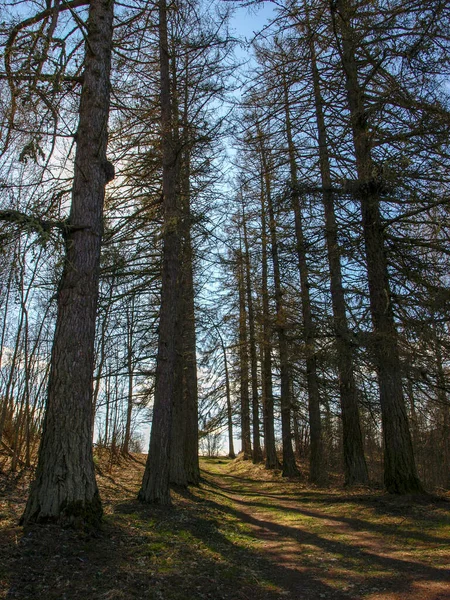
[258,131,298,477]
[21,0,114,526]
[170,143,200,486]
[208,316,235,459]
[139,0,182,504]
[281,71,324,484]
[0,295,25,446]
[179,82,200,482]
[11,286,29,472]
[92,277,115,432]
[104,375,110,447]
[432,322,450,488]
[181,215,200,484]
[241,203,263,463]
[169,338,187,485]
[259,180,278,470]
[306,23,369,486]
[292,408,303,461]
[168,46,188,487]
[332,0,422,493]
[123,297,135,456]
[223,339,236,459]
[238,248,252,459]
[0,266,13,443]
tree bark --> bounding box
[259,179,278,470]
[258,131,298,477]
[123,297,135,456]
[170,337,187,485]
[180,237,200,484]
[281,71,324,484]
[306,23,369,486]
[139,0,182,504]
[223,340,236,459]
[168,41,189,488]
[432,322,450,488]
[332,0,422,493]
[21,0,114,526]
[241,204,263,463]
[238,248,252,459]
[170,145,200,486]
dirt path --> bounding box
[201,460,450,600]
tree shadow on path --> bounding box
[206,480,450,547]
[200,470,450,600]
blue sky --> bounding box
[231,1,276,42]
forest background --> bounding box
[0,0,449,525]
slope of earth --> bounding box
[0,454,449,600]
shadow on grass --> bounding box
[205,479,450,547]
[195,479,450,598]
[4,461,450,600]
[112,495,354,600]
[5,496,351,600]
[5,521,124,599]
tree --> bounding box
[139,0,182,505]
[138,0,232,499]
[241,197,263,463]
[257,125,299,477]
[170,144,200,486]
[294,8,369,485]
[237,245,252,459]
[258,170,279,470]
[280,65,325,484]
[330,0,423,493]
[21,0,115,525]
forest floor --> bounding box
[0,453,449,600]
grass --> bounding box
[0,453,449,599]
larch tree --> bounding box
[280,5,369,485]
[258,171,279,470]
[280,63,325,484]
[304,25,369,485]
[256,124,299,477]
[237,244,253,460]
[21,0,115,525]
[241,196,264,463]
[139,0,182,505]
[330,0,423,493]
